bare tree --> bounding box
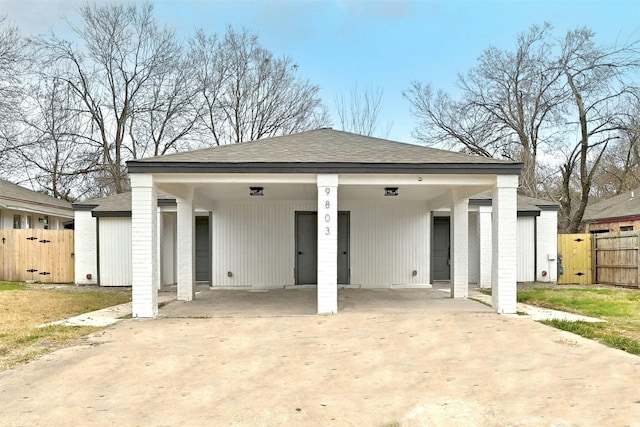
[0,15,28,168]
[556,28,640,232]
[404,82,507,157]
[334,84,392,137]
[15,76,99,201]
[34,2,185,194]
[193,27,329,145]
[405,24,566,196]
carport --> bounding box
[127,129,522,317]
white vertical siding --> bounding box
[516,216,536,282]
[468,212,479,284]
[211,201,316,288]
[343,200,430,287]
[99,217,132,286]
[210,199,430,288]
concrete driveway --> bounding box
[1,288,640,426]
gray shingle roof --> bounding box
[583,189,640,222]
[127,128,521,174]
[0,179,73,218]
[73,191,176,215]
[470,191,559,213]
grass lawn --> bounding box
[0,281,130,371]
[518,287,640,355]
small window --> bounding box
[13,214,21,229]
[25,215,32,229]
[43,215,50,230]
[620,225,634,232]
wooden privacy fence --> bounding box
[0,229,74,283]
[557,233,593,285]
[594,231,640,287]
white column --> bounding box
[317,174,338,314]
[478,205,493,289]
[451,193,469,298]
[492,175,518,314]
[131,173,158,318]
[176,189,195,301]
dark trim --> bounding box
[517,210,541,217]
[585,214,640,224]
[158,198,177,207]
[73,204,99,211]
[537,205,560,211]
[469,199,492,207]
[127,161,523,175]
[92,211,132,218]
[96,217,101,287]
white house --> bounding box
[0,179,73,230]
[114,128,524,317]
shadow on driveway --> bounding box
[159,287,493,317]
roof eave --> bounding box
[127,162,523,175]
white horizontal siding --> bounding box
[99,217,132,286]
[517,216,536,282]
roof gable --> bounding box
[127,129,522,175]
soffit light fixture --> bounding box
[249,186,264,196]
[384,187,399,196]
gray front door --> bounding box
[295,211,350,285]
[195,216,210,282]
[432,216,450,281]
[337,212,350,284]
[296,212,318,284]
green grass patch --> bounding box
[0,281,26,291]
[520,287,640,356]
[541,319,640,355]
[518,288,640,318]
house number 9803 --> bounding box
[324,187,332,235]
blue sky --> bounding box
[4,0,640,142]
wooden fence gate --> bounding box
[0,229,74,283]
[557,233,592,285]
[594,231,640,286]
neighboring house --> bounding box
[117,128,523,318]
[0,179,73,230]
[582,189,640,233]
